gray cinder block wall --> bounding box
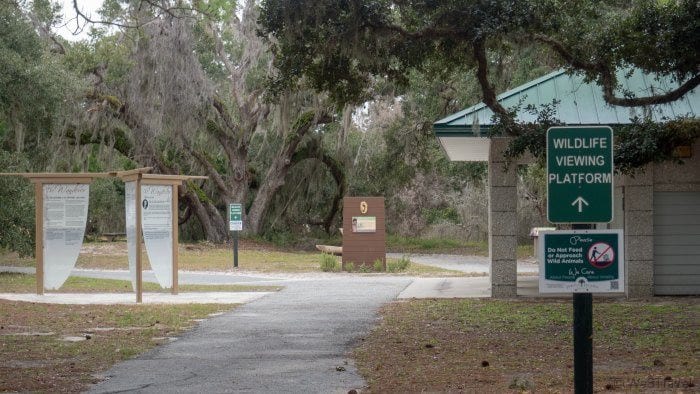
[488,137,518,298]
[623,166,655,298]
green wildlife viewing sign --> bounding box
[547,126,614,223]
[229,203,242,231]
[539,230,625,293]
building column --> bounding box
[488,137,518,298]
[623,166,654,298]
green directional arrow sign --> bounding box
[547,126,614,223]
[229,203,242,231]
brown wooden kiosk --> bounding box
[342,197,386,270]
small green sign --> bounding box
[539,230,624,293]
[547,126,614,223]
[229,203,242,231]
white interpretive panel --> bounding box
[141,185,173,288]
[124,181,137,290]
[42,184,89,290]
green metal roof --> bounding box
[434,69,699,137]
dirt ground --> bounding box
[354,298,699,393]
[0,300,232,392]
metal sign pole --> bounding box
[229,203,242,269]
[572,223,593,394]
[233,231,239,268]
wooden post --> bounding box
[34,182,44,295]
[171,183,179,295]
[135,174,143,303]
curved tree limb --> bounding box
[473,39,519,135]
[290,140,347,234]
[533,34,700,107]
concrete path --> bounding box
[398,276,491,298]
[89,277,412,393]
[0,291,271,305]
[388,252,539,274]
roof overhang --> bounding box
[435,129,490,162]
[434,68,699,162]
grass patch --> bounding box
[0,299,234,392]
[387,235,488,255]
[1,243,463,276]
[354,298,699,392]
[387,256,410,273]
[319,254,340,272]
[0,273,281,293]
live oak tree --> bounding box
[62,0,348,240]
[259,0,699,168]
[260,0,698,116]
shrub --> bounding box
[373,259,384,272]
[319,253,339,272]
[387,256,411,272]
[358,264,372,273]
[344,262,355,272]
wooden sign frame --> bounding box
[2,169,207,303]
[116,170,206,302]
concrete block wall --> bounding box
[623,166,655,297]
[488,137,518,298]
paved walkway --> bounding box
[88,277,411,393]
[387,253,539,274]
[0,256,545,392]
[0,291,271,304]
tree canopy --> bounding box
[259,0,699,123]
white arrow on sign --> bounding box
[571,196,589,212]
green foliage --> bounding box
[0,2,79,153]
[501,107,700,174]
[0,151,34,257]
[387,257,410,273]
[496,100,561,165]
[319,253,339,272]
[373,259,384,272]
[343,262,355,272]
[86,178,125,236]
[423,207,460,225]
[388,234,486,254]
[260,0,697,107]
[614,117,700,174]
[259,0,551,104]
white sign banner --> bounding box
[141,185,172,288]
[124,181,137,290]
[43,184,89,290]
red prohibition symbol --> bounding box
[587,242,614,269]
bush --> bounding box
[319,253,339,272]
[373,259,384,272]
[343,262,355,272]
[387,256,411,272]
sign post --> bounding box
[229,203,243,268]
[545,126,617,394]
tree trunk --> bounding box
[181,188,228,243]
[246,111,323,234]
